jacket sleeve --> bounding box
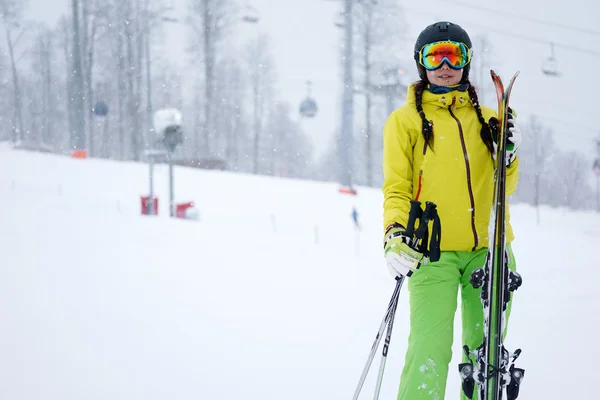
[382,109,415,234]
[506,155,519,196]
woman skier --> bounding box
[382,21,522,399]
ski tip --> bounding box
[490,70,503,86]
[491,69,520,79]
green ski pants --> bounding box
[397,245,517,400]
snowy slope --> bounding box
[1,146,599,399]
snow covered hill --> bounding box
[1,145,599,399]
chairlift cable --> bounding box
[402,5,600,57]
[441,0,600,37]
[466,23,600,57]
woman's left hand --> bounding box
[489,107,521,166]
[505,109,521,166]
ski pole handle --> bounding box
[404,200,422,238]
[414,201,437,240]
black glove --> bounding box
[488,108,521,166]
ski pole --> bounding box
[353,200,436,399]
[352,277,404,400]
[371,277,402,399]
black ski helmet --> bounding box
[414,21,473,83]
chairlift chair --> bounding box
[542,42,561,77]
[299,98,318,118]
[242,4,259,23]
[299,80,318,118]
[334,12,345,28]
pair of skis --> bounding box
[458,70,525,400]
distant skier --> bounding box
[382,22,522,400]
[351,206,361,231]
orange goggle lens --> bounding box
[419,41,471,70]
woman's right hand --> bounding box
[384,228,425,279]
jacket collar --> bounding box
[406,83,472,109]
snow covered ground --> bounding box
[1,145,599,399]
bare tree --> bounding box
[187,0,235,156]
[114,6,127,159]
[59,2,112,157]
[245,32,274,174]
[143,0,181,145]
[356,1,375,186]
[267,102,313,179]
[530,117,554,223]
[560,151,593,210]
[58,16,74,151]
[72,0,173,160]
[38,31,53,146]
[0,51,12,141]
[353,0,406,186]
[214,56,245,170]
[88,0,142,160]
[511,115,597,214]
[514,115,556,224]
[123,0,144,161]
[0,0,28,143]
[27,26,55,147]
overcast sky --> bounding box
[24,0,598,159]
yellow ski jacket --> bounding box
[382,84,519,252]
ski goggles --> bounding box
[418,40,472,70]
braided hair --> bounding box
[467,83,495,156]
[414,80,495,157]
[414,80,434,150]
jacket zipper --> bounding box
[415,139,428,201]
[448,98,478,251]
